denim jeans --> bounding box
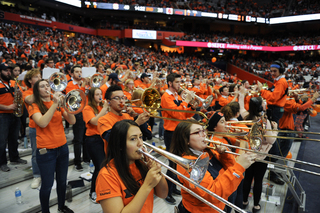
[85,135,106,194]
[278,131,294,158]
[29,127,40,177]
[0,113,21,166]
[72,112,88,164]
[36,143,69,213]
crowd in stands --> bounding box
[287,0,320,15]
[88,0,320,18]
[170,31,320,47]
[0,2,94,28]
[0,22,218,78]
[230,56,320,84]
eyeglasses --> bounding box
[190,129,207,137]
[111,96,127,101]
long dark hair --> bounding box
[104,120,148,195]
[170,122,194,157]
[88,87,102,114]
[33,79,49,115]
[245,97,263,121]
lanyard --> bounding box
[0,79,14,97]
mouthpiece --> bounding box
[46,91,50,94]
[120,103,124,108]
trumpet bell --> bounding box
[141,88,161,115]
[63,89,86,114]
[49,72,68,92]
[202,95,214,109]
[90,73,104,88]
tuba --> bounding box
[13,78,24,117]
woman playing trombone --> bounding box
[96,120,168,213]
[170,120,256,213]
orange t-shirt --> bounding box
[123,90,132,100]
[98,112,133,154]
[134,79,142,88]
[83,105,103,136]
[96,159,154,213]
[177,153,244,213]
[22,88,36,128]
[65,80,86,94]
[0,80,16,113]
[138,82,150,89]
[29,101,66,149]
[100,83,109,100]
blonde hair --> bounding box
[24,68,41,88]
[124,79,134,92]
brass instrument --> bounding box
[48,72,68,92]
[89,73,104,88]
[13,78,24,117]
[180,88,214,109]
[48,72,86,114]
[126,88,208,125]
[205,138,320,176]
[141,142,246,213]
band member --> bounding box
[170,120,255,213]
[96,120,168,213]
[256,60,289,184]
[29,79,76,213]
[123,79,135,101]
[161,73,198,204]
[238,93,278,211]
[0,63,27,172]
[82,87,109,203]
[218,86,238,108]
[257,60,288,124]
[97,85,150,154]
[100,73,121,99]
[65,65,88,171]
[23,68,42,188]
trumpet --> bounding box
[140,142,246,213]
[180,88,214,109]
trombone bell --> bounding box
[143,142,209,184]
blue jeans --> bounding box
[85,135,105,194]
[36,143,69,213]
[0,113,21,166]
[29,127,40,177]
[72,113,88,164]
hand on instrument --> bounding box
[270,121,278,130]
[52,92,63,104]
[236,152,257,169]
[257,81,263,92]
[144,161,162,189]
[184,91,195,104]
[311,92,319,102]
[135,111,150,126]
[215,144,228,154]
[7,103,17,110]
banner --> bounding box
[176,41,320,52]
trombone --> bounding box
[125,88,209,125]
[204,138,320,176]
[48,72,86,114]
[140,142,247,213]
